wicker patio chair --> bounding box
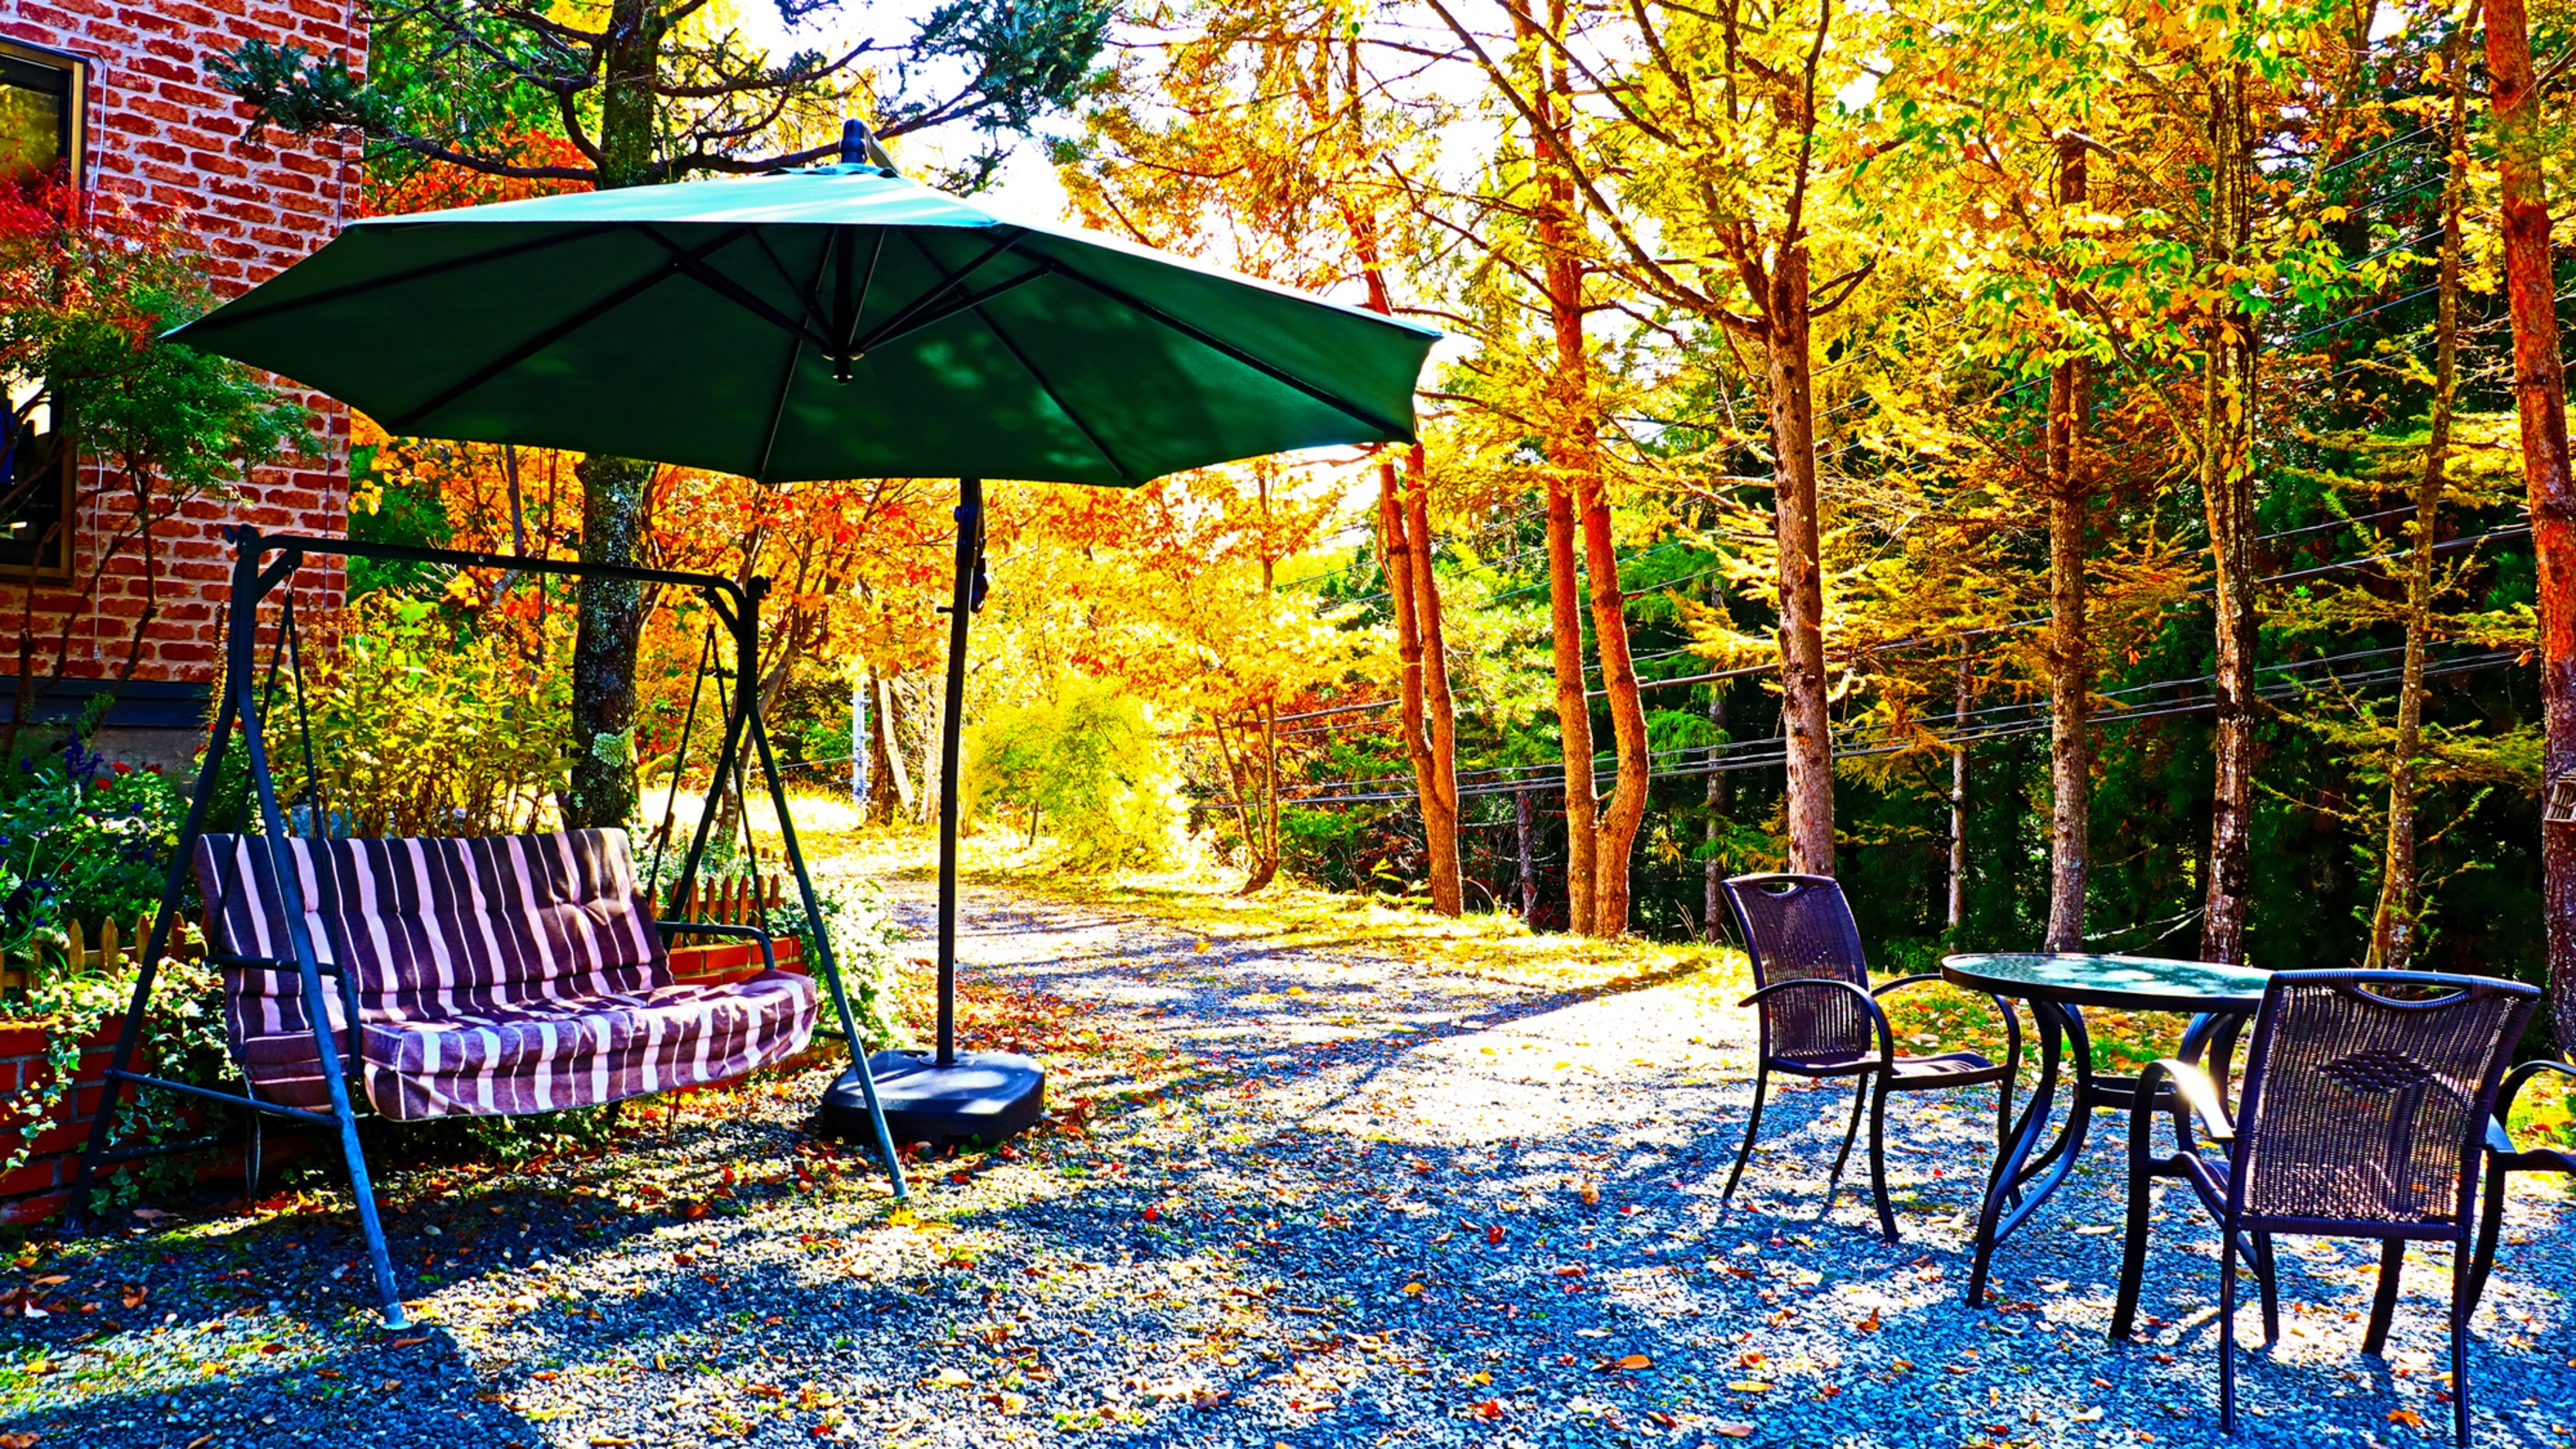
[2110,970,2536,1445]
[1717,872,2020,1240]
[2466,1054,2574,1313]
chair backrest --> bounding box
[2232,970,2537,1231]
[196,828,670,1048]
[1720,872,1875,1061]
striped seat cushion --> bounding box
[194,828,815,1121]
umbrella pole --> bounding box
[936,476,982,1067]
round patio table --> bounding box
[1939,952,2273,1307]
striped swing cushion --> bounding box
[194,828,816,1121]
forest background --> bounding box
[139,0,2576,1047]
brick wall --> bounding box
[1,0,362,689]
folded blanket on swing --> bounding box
[193,828,817,1121]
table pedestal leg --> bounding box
[1967,999,2099,1306]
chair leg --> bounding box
[2450,1238,2474,1449]
[1866,1074,1898,1242]
[2364,1239,2405,1356]
[1722,1063,1769,1203]
[245,1108,264,1205]
[2467,1164,2509,1314]
[2254,1231,2280,1347]
[1825,1076,1868,1190]
[2110,1164,2154,1340]
[2218,1224,2239,1434]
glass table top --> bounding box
[1940,951,2273,1011]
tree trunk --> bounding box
[1768,246,1834,875]
[2043,138,2094,953]
[1380,459,1456,911]
[2198,66,2262,966]
[1515,784,1541,924]
[1404,446,1464,915]
[1581,469,1650,935]
[1328,28,1460,916]
[1525,0,1598,932]
[1949,653,1970,933]
[564,0,664,830]
[1705,669,1728,944]
[2368,37,2466,973]
[871,670,913,824]
[2487,0,2576,1046]
[1544,481,1596,931]
[567,453,651,827]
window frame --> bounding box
[0,37,87,190]
[0,37,88,582]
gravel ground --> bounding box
[3,882,2571,1449]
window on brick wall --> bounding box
[0,40,84,580]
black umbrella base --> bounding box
[822,1049,1045,1148]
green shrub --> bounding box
[275,592,573,837]
[969,678,1177,869]
[0,739,189,967]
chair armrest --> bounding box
[2137,1058,2234,1146]
[656,920,780,971]
[2496,1057,2575,1120]
[1870,973,2024,1068]
[658,920,773,942]
[1742,977,1895,1063]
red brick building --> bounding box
[1,0,360,763]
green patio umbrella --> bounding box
[174,123,1440,1145]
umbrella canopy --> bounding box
[173,163,1439,486]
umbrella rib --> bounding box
[751,229,839,344]
[1038,262,1416,442]
[845,231,1030,356]
[752,234,840,483]
[385,236,732,432]
[970,304,1139,486]
[842,228,887,358]
[176,225,622,336]
[852,271,1048,356]
[636,227,839,354]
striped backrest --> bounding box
[196,829,670,1044]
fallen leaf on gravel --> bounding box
[1713,1424,1755,1439]
[1855,1307,1880,1332]
[1469,1400,1503,1420]
[1578,1183,1600,1207]
[1726,1381,1773,1393]
[1485,1224,1503,1245]
[2073,1408,2104,1422]
[2389,1409,2426,1428]
[185,1437,214,1449]
[119,1286,146,1310]
[29,1277,65,1287]
[1401,1282,1425,1295]
[1606,1354,1652,1371]
[590,1438,637,1447]
[1554,1266,1584,1278]
[0,1433,37,1448]
[934,1368,972,1386]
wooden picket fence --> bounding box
[1,916,203,993]
[670,873,786,926]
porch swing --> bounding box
[66,526,909,1329]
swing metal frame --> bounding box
[66,526,908,1327]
